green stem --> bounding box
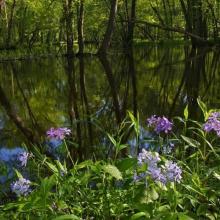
[64,139,75,166]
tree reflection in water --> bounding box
[0,46,220,158]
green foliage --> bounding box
[1,107,220,219]
[1,0,220,51]
[103,164,123,180]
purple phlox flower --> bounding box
[147,115,158,127]
[17,152,29,167]
[47,127,71,140]
[164,161,182,183]
[136,149,164,183]
[148,166,167,184]
[203,112,220,136]
[135,149,182,185]
[147,115,173,134]
[209,112,220,120]
[162,142,175,154]
[133,172,147,182]
[11,178,32,196]
[137,149,160,166]
[0,147,29,168]
[155,117,173,134]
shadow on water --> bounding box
[0,46,220,158]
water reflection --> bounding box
[0,46,220,157]
[99,54,123,124]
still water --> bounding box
[0,45,220,157]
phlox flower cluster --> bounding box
[11,177,32,196]
[47,127,71,140]
[0,147,29,168]
[17,152,30,167]
[164,161,182,183]
[147,115,173,134]
[134,149,182,184]
[0,148,30,187]
[203,112,220,136]
[162,142,175,154]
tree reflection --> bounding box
[0,84,35,143]
[11,62,42,133]
[0,46,219,158]
[99,54,123,125]
[127,48,137,117]
[184,47,208,120]
[65,57,82,159]
[79,55,94,153]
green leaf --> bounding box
[57,201,68,209]
[148,187,159,201]
[117,158,137,172]
[39,175,56,197]
[158,205,170,212]
[103,165,123,180]
[181,135,200,148]
[213,172,220,181]
[184,105,189,120]
[46,162,59,174]
[128,111,140,135]
[197,204,208,216]
[14,169,23,179]
[174,116,185,123]
[75,160,93,170]
[128,111,136,123]
[197,98,208,120]
[55,160,65,171]
[52,214,80,220]
[130,212,148,220]
[205,213,217,220]
[118,144,128,151]
[107,134,117,146]
[178,213,194,220]
[182,184,204,197]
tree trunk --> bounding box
[191,0,208,46]
[0,0,5,13]
[6,0,16,48]
[77,0,84,55]
[63,0,74,56]
[18,6,27,45]
[127,0,136,47]
[206,0,218,39]
[180,0,207,46]
[98,0,118,54]
[179,0,192,39]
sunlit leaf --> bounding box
[103,165,123,180]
